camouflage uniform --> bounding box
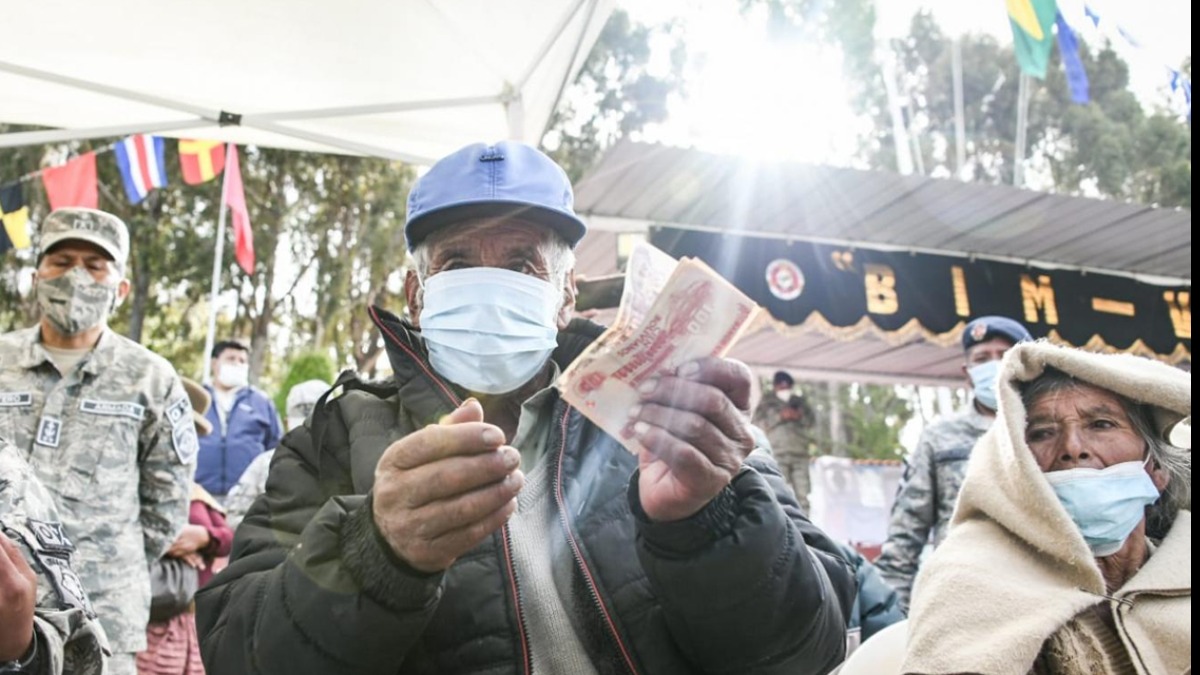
[0,327,196,671]
[752,395,814,512]
[1,436,109,674]
[873,404,992,609]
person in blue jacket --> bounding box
[195,340,282,499]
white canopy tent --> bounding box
[0,0,613,163]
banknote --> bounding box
[559,248,760,454]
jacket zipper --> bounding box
[369,308,533,674]
[552,407,640,675]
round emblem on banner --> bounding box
[765,259,805,301]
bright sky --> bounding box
[623,0,1192,166]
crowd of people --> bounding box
[0,140,1189,675]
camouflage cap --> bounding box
[39,207,130,269]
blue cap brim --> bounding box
[405,200,587,251]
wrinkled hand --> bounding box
[0,532,36,662]
[166,524,211,558]
[631,358,756,522]
[373,399,524,573]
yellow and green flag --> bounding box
[1007,0,1058,78]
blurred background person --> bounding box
[753,370,817,511]
[138,378,233,675]
[223,379,329,530]
[195,340,282,501]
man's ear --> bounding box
[556,270,578,331]
[1148,452,1172,493]
[962,363,974,391]
[404,270,423,328]
[115,278,131,304]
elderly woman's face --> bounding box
[1025,383,1147,472]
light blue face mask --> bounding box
[1044,458,1161,557]
[967,360,1000,411]
[418,267,562,395]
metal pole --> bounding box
[200,144,233,384]
[1013,72,1029,187]
[952,38,967,179]
[882,55,914,176]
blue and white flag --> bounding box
[114,134,167,204]
[1056,12,1090,104]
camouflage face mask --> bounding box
[35,266,117,336]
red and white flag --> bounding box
[224,145,255,275]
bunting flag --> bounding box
[179,139,226,185]
[1055,12,1090,104]
[1007,0,1059,78]
[224,145,255,274]
[0,182,30,250]
[42,152,99,210]
[114,134,168,203]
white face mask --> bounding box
[775,389,792,402]
[217,362,250,389]
[419,267,562,395]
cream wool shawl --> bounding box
[902,341,1191,675]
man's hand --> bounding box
[0,532,36,662]
[373,399,525,573]
[631,358,756,522]
[166,524,211,558]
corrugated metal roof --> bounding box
[571,141,1191,385]
[575,141,1191,280]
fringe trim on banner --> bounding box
[750,312,1191,365]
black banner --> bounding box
[649,227,1191,361]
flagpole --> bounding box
[952,37,967,180]
[1013,72,1030,188]
[200,144,233,384]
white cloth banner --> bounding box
[808,456,904,547]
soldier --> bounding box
[1,437,110,675]
[873,315,1031,609]
[223,378,328,530]
[0,208,196,675]
[752,370,816,511]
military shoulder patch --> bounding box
[26,518,73,554]
[172,423,199,464]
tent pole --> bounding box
[0,59,218,119]
[514,0,590,91]
[0,120,205,149]
[248,95,503,122]
[242,120,434,164]
[201,145,233,384]
[537,0,602,143]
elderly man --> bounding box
[0,208,196,675]
[197,141,854,674]
[903,343,1190,674]
[874,315,1031,608]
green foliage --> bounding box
[774,379,914,461]
[274,350,337,412]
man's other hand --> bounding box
[0,532,36,662]
[373,399,524,573]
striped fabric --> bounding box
[136,611,205,675]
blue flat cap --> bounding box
[405,141,587,251]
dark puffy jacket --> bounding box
[837,543,906,641]
[196,308,855,675]
[196,385,282,495]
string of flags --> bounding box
[0,136,255,273]
[1006,0,1191,117]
